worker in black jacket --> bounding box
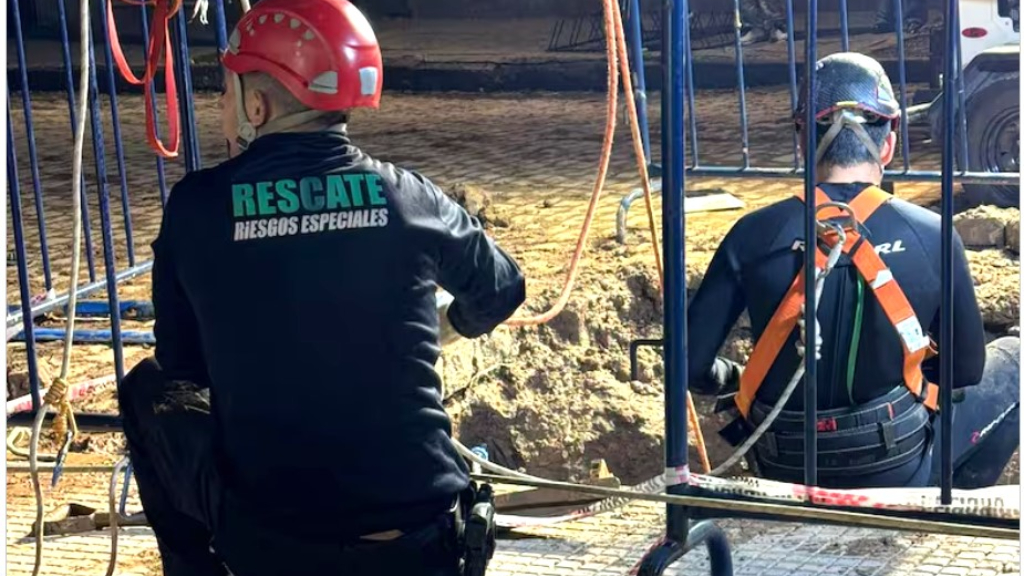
[116,1,524,574]
[687,52,1019,489]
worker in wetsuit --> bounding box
[687,52,1019,489]
[116,1,524,574]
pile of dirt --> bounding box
[444,183,510,229]
[441,258,748,485]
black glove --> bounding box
[705,356,743,396]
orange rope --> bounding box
[503,0,619,328]
[609,0,711,474]
[500,0,712,472]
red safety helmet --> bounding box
[222,0,383,112]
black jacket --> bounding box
[688,182,986,410]
[151,129,525,532]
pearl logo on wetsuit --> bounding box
[230,172,390,241]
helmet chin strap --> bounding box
[233,73,329,152]
[815,109,885,171]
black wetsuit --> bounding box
[688,182,1019,488]
[118,128,526,576]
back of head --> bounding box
[795,52,901,172]
[221,0,384,150]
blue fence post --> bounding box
[731,0,751,169]
[802,0,819,488]
[894,0,912,174]
[938,0,959,506]
[8,105,44,412]
[55,0,98,282]
[172,11,203,172]
[662,0,690,542]
[10,0,54,294]
[98,0,138,267]
[86,40,127,384]
[626,0,652,165]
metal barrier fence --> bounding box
[5,0,1021,574]
[6,0,229,409]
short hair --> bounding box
[241,71,349,125]
[799,119,893,169]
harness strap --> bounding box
[735,185,938,419]
[106,0,182,158]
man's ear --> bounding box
[245,89,270,129]
[879,130,897,167]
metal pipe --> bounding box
[7,300,155,320]
[6,261,154,329]
[785,0,800,170]
[682,0,699,168]
[953,7,969,174]
[682,166,1016,183]
[212,0,230,52]
[802,0,819,488]
[97,0,137,266]
[11,329,155,345]
[662,0,690,543]
[136,3,171,208]
[85,40,127,385]
[10,0,54,293]
[894,0,913,172]
[627,0,652,164]
[474,473,1020,541]
[939,0,957,507]
[8,106,44,413]
[55,0,97,282]
[173,11,202,172]
[838,0,850,51]
[731,0,751,169]
[686,521,734,576]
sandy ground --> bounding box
[6,88,1020,574]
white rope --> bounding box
[28,0,91,570]
[709,203,853,477]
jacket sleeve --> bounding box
[421,179,526,338]
[925,231,986,388]
[686,226,748,395]
[151,185,210,386]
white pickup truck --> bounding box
[923,0,1019,207]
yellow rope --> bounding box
[42,376,79,440]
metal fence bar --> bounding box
[893,0,913,173]
[785,0,800,170]
[11,328,156,345]
[683,5,700,168]
[661,0,690,544]
[731,0,751,169]
[938,0,958,507]
[839,0,850,51]
[10,0,54,294]
[138,3,172,207]
[8,104,45,412]
[802,0,820,488]
[98,0,137,267]
[6,262,154,330]
[627,0,653,164]
[85,39,128,385]
[953,7,970,174]
[174,11,203,172]
[56,0,98,282]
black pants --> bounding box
[118,358,463,576]
[876,0,929,28]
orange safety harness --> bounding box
[106,0,182,158]
[734,185,940,420]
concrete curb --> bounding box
[8,58,932,93]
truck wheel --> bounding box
[961,78,1020,209]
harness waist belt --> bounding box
[750,391,931,476]
[749,386,920,435]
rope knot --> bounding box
[44,377,78,440]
